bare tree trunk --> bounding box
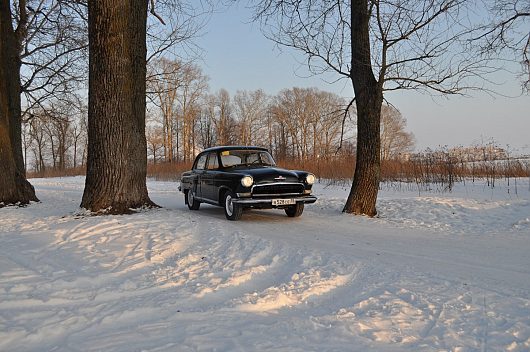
[22,124,29,172]
[30,118,47,173]
[0,0,38,206]
[343,0,383,216]
[81,0,156,213]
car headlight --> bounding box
[305,173,315,185]
[241,175,253,187]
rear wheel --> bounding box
[186,189,200,210]
[224,191,243,221]
[285,203,304,217]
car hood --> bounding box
[242,167,301,184]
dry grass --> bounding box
[147,161,193,181]
[27,166,86,179]
[277,156,356,180]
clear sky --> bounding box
[195,4,530,153]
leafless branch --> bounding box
[150,0,167,25]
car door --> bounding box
[201,152,219,202]
[193,153,208,199]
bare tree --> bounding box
[477,0,530,90]
[233,89,269,146]
[146,124,165,163]
[22,98,87,173]
[269,87,347,159]
[70,103,88,169]
[380,105,415,161]
[148,58,182,162]
[21,120,31,172]
[273,88,309,159]
[42,103,77,171]
[28,113,48,173]
[146,1,213,63]
[40,112,59,170]
[197,94,217,149]
[312,91,347,157]
[18,0,88,174]
[81,0,156,213]
[0,0,38,205]
[178,62,209,161]
[19,1,88,115]
[252,0,493,216]
[212,89,236,145]
[148,58,208,162]
[2,0,89,205]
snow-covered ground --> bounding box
[1,177,529,352]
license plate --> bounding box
[272,198,296,206]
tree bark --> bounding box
[343,0,383,216]
[81,0,156,213]
[0,0,38,206]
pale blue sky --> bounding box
[195,4,530,153]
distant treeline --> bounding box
[22,58,418,176]
[30,145,530,193]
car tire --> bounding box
[186,189,200,210]
[285,203,304,217]
[223,191,243,221]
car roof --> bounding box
[200,146,269,154]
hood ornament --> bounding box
[274,176,287,180]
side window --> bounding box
[206,153,219,170]
[195,154,207,170]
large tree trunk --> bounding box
[343,0,383,216]
[0,0,38,206]
[81,0,156,213]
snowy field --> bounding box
[1,177,529,352]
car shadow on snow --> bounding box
[173,202,300,223]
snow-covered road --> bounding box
[1,177,529,351]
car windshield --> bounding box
[219,150,275,168]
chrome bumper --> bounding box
[232,196,317,205]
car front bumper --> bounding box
[232,196,317,206]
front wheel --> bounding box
[285,203,304,217]
[223,191,243,221]
[186,189,200,210]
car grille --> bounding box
[251,182,305,196]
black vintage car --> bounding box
[179,146,317,220]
